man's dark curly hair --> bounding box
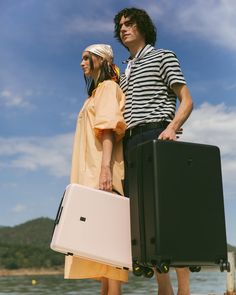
[114,7,157,47]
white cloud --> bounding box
[0,133,73,178]
[181,102,236,200]
[64,16,112,34]
[0,103,235,200]
[0,89,32,108]
[225,82,236,91]
[148,0,236,51]
[179,1,236,51]
[12,204,27,213]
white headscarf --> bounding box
[84,44,113,64]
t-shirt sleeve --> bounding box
[93,81,127,142]
[160,51,186,88]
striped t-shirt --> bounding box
[120,44,186,129]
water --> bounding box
[0,271,227,294]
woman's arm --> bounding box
[99,129,114,192]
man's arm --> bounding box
[158,83,193,140]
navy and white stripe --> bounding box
[120,45,186,129]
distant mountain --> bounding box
[0,217,55,248]
[0,217,64,269]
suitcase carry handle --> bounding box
[54,190,65,225]
[55,205,63,225]
[50,190,66,240]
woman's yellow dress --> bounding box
[64,80,128,282]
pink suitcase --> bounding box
[50,183,132,270]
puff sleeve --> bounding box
[93,81,126,142]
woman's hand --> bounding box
[99,165,112,192]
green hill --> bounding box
[0,217,54,248]
[0,217,64,270]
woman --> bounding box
[64,44,128,295]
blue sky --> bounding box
[0,0,236,246]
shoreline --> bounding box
[0,266,223,277]
[0,267,64,277]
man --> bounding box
[114,7,193,295]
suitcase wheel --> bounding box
[219,260,230,272]
[189,266,201,272]
[143,266,154,278]
[133,261,144,277]
[132,261,154,278]
[155,262,169,274]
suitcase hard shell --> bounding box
[50,183,132,270]
[128,139,229,273]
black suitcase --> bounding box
[127,139,229,277]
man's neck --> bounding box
[129,42,146,58]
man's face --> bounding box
[119,16,145,48]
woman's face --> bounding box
[81,51,102,79]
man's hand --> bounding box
[158,126,177,140]
[158,127,183,141]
